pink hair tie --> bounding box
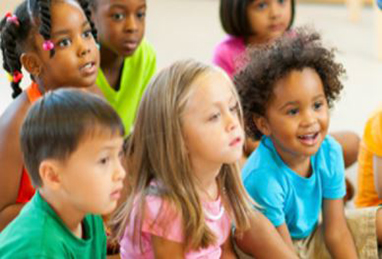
[42,40,54,51]
[5,12,19,26]
[13,71,23,83]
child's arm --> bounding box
[275,223,296,254]
[152,235,185,259]
[0,100,28,230]
[322,199,358,259]
[235,212,298,259]
[373,156,382,198]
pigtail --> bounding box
[37,0,55,57]
[0,14,23,98]
[78,0,98,41]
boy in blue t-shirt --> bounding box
[0,89,126,258]
[235,28,382,258]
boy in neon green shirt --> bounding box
[92,0,156,135]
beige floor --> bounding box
[1,0,382,206]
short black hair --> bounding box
[0,0,97,99]
[235,27,345,140]
[20,88,124,187]
[219,0,295,38]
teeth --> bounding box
[299,133,316,139]
[83,63,92,69]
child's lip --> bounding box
[229,136,242,146]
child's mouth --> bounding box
[297,132,319,145]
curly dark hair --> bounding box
[235,27,345,140]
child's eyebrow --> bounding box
[51,21,89,38]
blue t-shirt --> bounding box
[242,135,346,239]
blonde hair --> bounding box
[111,59,253,251]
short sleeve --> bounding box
[321,137,346,199]
[142,196,184,243]
[244,170,286,227]
[364,111,382,157]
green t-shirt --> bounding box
[0,192,106,258]
[96,39,157,135]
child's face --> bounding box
[57,132,126,215]
[33,0,100,89]
[93,0,146,57]
[257,68,329,164]
[182,71,244,170]
[246,0,292,44]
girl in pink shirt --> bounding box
[212,0,295,79]
[110,60,296,258]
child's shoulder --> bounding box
[317,135,343,161]
[214,36,245,54]
[128,39,156,62]
[0,91,30,142]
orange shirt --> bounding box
[15,82,41,203]
[355,108,382,207]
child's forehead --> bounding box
[96,0,146,8]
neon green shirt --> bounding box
[0,192,107,258]
[96,39,157,135]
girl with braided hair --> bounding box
[0,0,100,230]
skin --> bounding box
[246,0,292,45]
[255,68,358,258]
[235,211,298,259]
[0,0,100,231]
[39,132,125,238]
[373,156,382,198]
[151,71,244,257]
[92,0,146,90]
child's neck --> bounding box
[193,163,221,202]
[282,153,312,178]
[39,189,85,238]
[100,46,125,91]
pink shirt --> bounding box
[120,193,231,258]
[212,36,246,78]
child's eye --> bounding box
[313,102,323,110]
[256,2,268,10]
[229,103,239,113]
[287,108,298,116]
[58,38,71,48]
[137,11,146,19]
[99,156,110,165]
[278,0,286,4]
[112,13,125,21]
[82,29,93,39]
[209,112,221,121]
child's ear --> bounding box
[20,52,42,77]
[39,160,62,190]
[253,115,271,136]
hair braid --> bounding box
[0,16,24,98]
[37,0,55,57]
[78,0,98,41]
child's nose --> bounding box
[78,41,90,57]
[226,113,239,131]
[269,2,282,18]
[124,15,138,32]
[113,159,126,182]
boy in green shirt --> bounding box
[0,89,126,258]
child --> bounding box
[213,0,359,201]
[0,0,100,230]
[110,59,296,258]
[0,88,126,257]
[235,28,382,258]
[91,0,156,134]
[213,0,295,79]
[355,108,382,207]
